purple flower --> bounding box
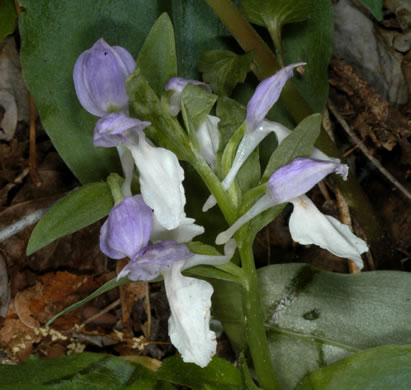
[215,158,367,269]
[246,62,305,131]
[267,158,348,204]
[117,241,192,281]
[215,158,350,245]
[73,38,135,117]
[93,112,151,148]
[100,195,152,260]
[202,63,306,212]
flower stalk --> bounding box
[239,241,280,390]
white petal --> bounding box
[215,194,274,245]
[289,196,368,269]
[129,134,186,229]
[151,215,204,243]
[163,260,216,367]
[196,115,220,170]
[260,120,292,144]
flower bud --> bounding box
[73,38,135,117]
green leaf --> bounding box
[46,276,130,326]
[180,83,218,151]
[199,50,253,96]
[282,0,333,113]
[212,264,411,389]
[258,264,411,389]
[136,13,177,96]
[0,0,16,42]
[26,182,113,255]
[216,96,246,148]
[0,352,172,389]
[168,0,232,79]
[240,0,313,29]
[295,346,411,389]
[19,0,162,183]
[357,0,383,21]
[157,356,243,390]
[262,113,322,181]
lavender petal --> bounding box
[100,195,152,260]
[117,241,192,281]
[93,112,150,148]
[73,38,135,117]
[246,63,305,131]
[267,158,349,205]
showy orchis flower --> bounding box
[165,77,212,116]
[216,158,367,269]
[101,194,235,367]
[94,112,186,230]
[73,38,135,117]
[202,63,306,211]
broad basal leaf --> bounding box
[27,182,113,255]
[260,264,411,389]
[157,356,243,390]
[212,264,411,390]
[0,352,174,389]
[295,345,411,390]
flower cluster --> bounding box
[73,38,368,367]
[73,39,235,367]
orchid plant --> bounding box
[22,4,409,389]
[67,31,369,380]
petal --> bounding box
[260,119,292,144]
[289,196,367,269]
[196,115,220,170]
[165,77,212,116]
[163,260,216,367]
[129,134,186,230]
[93,112,150,148]
[267,158,349,204]
[100,195,152,260]
[151,215,204,243]
[215,194,274,245]
[183,239,236,270]
[117,241,192,281]
[73,38,135,116]
[246,62,305,131]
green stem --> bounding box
[205,0,382,243]
[239,241,279,390]
[190,152,237,224]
